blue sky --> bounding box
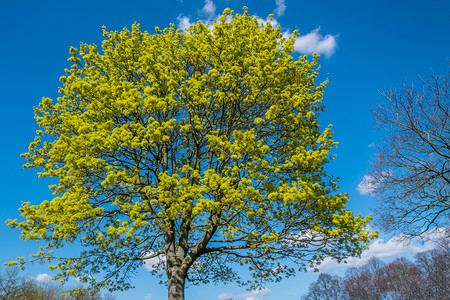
[0,0,449,299]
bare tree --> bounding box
[415,238,450,299]
[301,239,450,300]
[0,267,116,300]
[342,257,386,300]
[0,267,40,300]
[370,69,450,238]
[381,257,424,299]
[302,273,343,300]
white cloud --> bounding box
[357,175,377,195]
[177,0,216,31]
[317,229,447,272]
[201,0,216,19]
[217,288,271,300]
[177,15,193,30]
[72,274,94,283]
[293,27,338,58]
[145,293,153,299]
[274,0,286,17]
[176,4,338,60]
[255,16,279,28]
[217,293,233,300]
[241,288,271,300]
[358,170,394,195]
[34,273,52,284]
[143,252,166,271]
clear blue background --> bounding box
[1,0,449,299]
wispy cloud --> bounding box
[293,27,338,58]
[217,293,233,300]
[201,0,216,19]
[176,4,338,59]
[357,175,377,195]
[274,0,286,17]
[255,17,338,59]
[142,252,166,271]
[358,170,393,195]
[177,0,216,30]
[217,288,271,300]
[177,15,193,30]
[145,293,153,299]
[317,229,446,272]
[34,273,52,284]
[241,288,271,300]
[255,16,280,28]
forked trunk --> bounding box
[167,266,186,300]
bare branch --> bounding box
[371,68,450,239]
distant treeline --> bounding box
[302,238,449,300]
[0,267,115,300]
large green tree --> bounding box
[8,8,374,300]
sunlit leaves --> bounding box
[8,8,374,292]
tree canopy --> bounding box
[7,8,374,300]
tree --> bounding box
[7,8,374,300]
[415,238,450,299]
[342,257,386,300]
[381,258,424,300]
[0,267,115,300]
[369,69,450,238]
[301,239,450,300]
[0,267,41,300]
[302,273,343,300]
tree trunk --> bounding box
[167,266,186,300]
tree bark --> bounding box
[167,266,186,300]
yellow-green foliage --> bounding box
[8,8,375,291]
